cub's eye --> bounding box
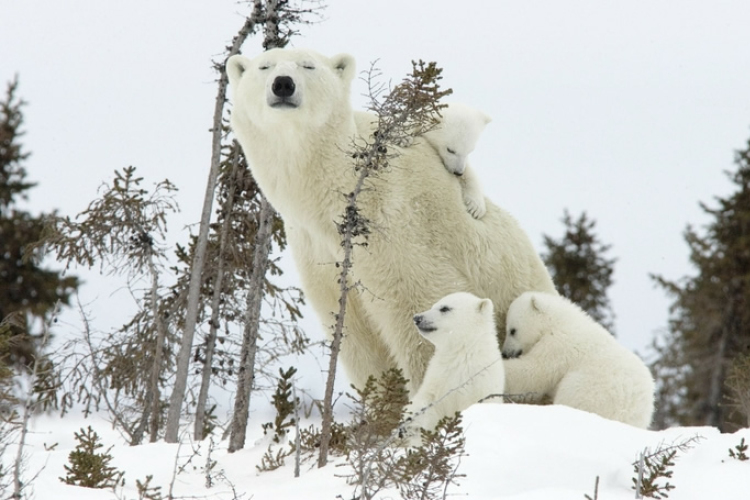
[509,328,517,336]
[259,64,271,70]
[439,305,451,313]
[301,63,316,70]
[446,147,456,155]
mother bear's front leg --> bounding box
[289,231,397,391]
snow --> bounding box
[2,3,749,499]
[15,404,749,499]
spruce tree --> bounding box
[60,426,124,489]
[38,166,179,445]
[650,136,750,431]
[0,76,78,372]
[541,210,617,332]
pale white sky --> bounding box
[2,0,749,364]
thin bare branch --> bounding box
[165,4,265,444]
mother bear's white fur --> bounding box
[227,48,556,391]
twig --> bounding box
[168,428,203,500]
[584,476,600,500]
[477,391,542,403]
[293,377,302,478]
[635,435,704,464]
[405,356,504,429]
[635,451,645,499]
[76,298,137,443]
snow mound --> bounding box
[17,404,750,499]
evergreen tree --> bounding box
[541,210,617,332]
[39,166,179,445]
[650,136,750,431]
[60,426,124,489]
[0,76,78,371]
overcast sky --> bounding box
[2,0,750,363]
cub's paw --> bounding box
[464,194,487,219]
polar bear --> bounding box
[406,292,505,440]
[501,292,655,428]
[423,103,491,219]
[227,48,556,392]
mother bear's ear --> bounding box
[226,55,252,88]
[330,53,356,83]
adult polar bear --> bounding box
[227,48,556,391]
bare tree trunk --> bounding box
[316,61,450,466]
[131,390,151,446]
[12,301,60,499]
[228,197,274,452]
[148,259,168,443]
[705,289,740,430]
[225,0,305,453]
[317,250,351,467]
[634,451,645,499]
[319,176,372,467]
[123,259,166,445]
[165,5,264,443]
[293,376,302,478]
[706,330,728,429]
[193,147,241,441]
[263,0,284,49]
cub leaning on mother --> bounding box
[227,48,556,392]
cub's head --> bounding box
[502,292,557,359]
[226,48,356,130]
[413,292,495,348]
[424,103,491,176]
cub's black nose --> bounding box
[272,76,296,97]
[413,314,423,326]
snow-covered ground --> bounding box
[16,404,750,499]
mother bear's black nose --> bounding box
[272,76,296,97]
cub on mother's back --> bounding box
[423,103,491,219]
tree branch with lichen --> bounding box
[317,60,452,468]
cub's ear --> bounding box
[481,111,492,125]
[477,298,493,314]
[226,55,252,88]
[330,53,356,83]
[530,295,543,314]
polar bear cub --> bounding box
[406,292,505,441]
[502,292,655,428]
[423,103,491,219]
